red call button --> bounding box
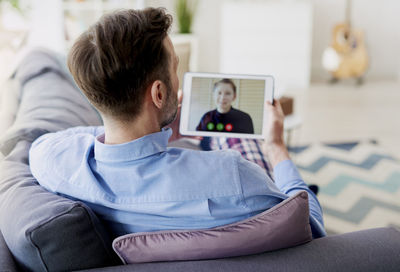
[225,123,233,131]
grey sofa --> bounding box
[1,227,400,272]
[1,50,400,272]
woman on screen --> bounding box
[196,79,254,133]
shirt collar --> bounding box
[94,128,172,162]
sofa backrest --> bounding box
[0,140,121,271]
[0,49,120,271]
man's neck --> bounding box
[102,112,161,145]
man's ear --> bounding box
[150,80,166,109]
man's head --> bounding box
[213,79,237,113]
[68,8,178,126]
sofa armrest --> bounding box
[0,231,18,272]
[78,227,400,272]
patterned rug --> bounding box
[289,140,400,234]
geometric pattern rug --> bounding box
[290,140,400,235]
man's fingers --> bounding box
[266,100,274,111]
[267,99,284,116]
[266,99,281,107]
[272,99,282,109]
[178,89,183,105]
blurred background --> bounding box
[0,0,399,234]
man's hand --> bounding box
[263,100,290,167]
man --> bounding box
[29,8,325,238]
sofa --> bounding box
[1,226,400,272]
[1,50,399,272]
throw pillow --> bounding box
[113,191,312,264]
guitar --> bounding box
[322,0,368,83]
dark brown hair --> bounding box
[213,78,237,95]
[68,8,173,120]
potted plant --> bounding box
[0,0,20,11]
[172,0,199,76]
[0,0,27,41]
[175,0,197,34]
[0,0,24,26]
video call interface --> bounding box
[188,77,266,135]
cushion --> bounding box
[112,191,312,264]
[0,230,18,272]
[0,140,120,271]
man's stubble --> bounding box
[160,81,178,129]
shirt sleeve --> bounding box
[274,159,326,237]
[237,154,326,238]
[236,154,290,215]
[29,126,104,192]
[246,114,254,133]
[197,112,211,131]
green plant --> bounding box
[175,0,197,34]
[0,0,20,10]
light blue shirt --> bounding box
[29,127,325,238]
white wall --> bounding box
[219,0,313,91]
[191,0,222,73]
[150,0,400,81]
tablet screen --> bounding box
[180,73,274,139]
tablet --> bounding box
[180,72,274,139]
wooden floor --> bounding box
[288,80,400,158]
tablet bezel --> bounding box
[179,72,274,139]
